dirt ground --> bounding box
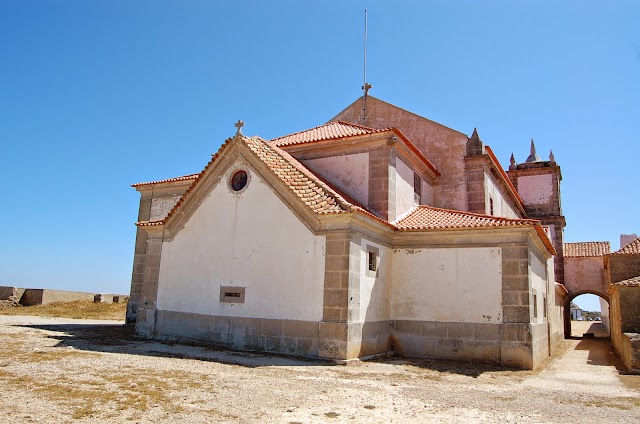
[0,316,638,423]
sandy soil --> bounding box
[0,316,638,423]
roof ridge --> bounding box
[270,121,391,147]
[269,121,347,142]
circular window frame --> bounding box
[228,168,250,194]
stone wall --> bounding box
[0,286,127,307]
[608,254,640,285]
[609,285,640,373]
[20,289,97,306]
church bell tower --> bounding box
[507,140,566,285]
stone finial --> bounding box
[466,127,484,156]
[525,138,541,163]
[234,119,245,135]
[549,149,555,163]
[362,82,372,96]
[509,153,517,170]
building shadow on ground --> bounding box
[17,322,523,376]
[18,323,331,368]
[573,337,627,372]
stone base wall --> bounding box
[361,321,392,357]
[392,320,502,364]
[150,311,547,369]
[155,310,321,358]
[530,322,550,369]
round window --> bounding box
[230,170,248,192]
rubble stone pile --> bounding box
[0,288,22,308]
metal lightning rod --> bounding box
[361,8,371,122]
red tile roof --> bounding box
[136,135,358,227]
[395,206,540,230]
[564,242,611,257]
[243,136,353,214]
[270,121,389,147]
[612,238,640,255]
[134,135,554,254]
[131,174,199,188]
[271,121,440,178]
[395,206,555,254]
[613,275,640,287]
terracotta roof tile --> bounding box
[395,206,539,230]
[243,136,353,214]
[270,121,390,147]
[395,206,555,254]
[564,242,611,257]
[613,275,640,287]
[136,135,357,227]
[136,220,164,227]
[612,238,640,255]
[131,174,199,187]
[133,135,553,256]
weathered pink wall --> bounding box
[330,96,469,211]
[564,256,607,296]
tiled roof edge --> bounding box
[260,140,356,213]
[131,173,200,188]
[270,121,390,146]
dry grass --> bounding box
[0,345,212,421]
[0,300,127,320]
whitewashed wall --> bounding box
[157,164,326,321]
[395,158,416,219]
[421,179,434,206]
[392,247,503,323]
[359,239,392,322]
[529,250,549,324]
[484,173,519,218]
[305,153,369,207]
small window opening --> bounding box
[489,198,494,215]
[365,245,380,277]
[543,297,547,318]
[231,170,248,192]
[533,294,538,318]
[413,172,422,204]
[368,251,377,272]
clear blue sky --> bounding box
[1,1,638,312]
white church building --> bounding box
[127,96,567,369]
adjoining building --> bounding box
[127,96,568,369]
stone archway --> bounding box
[563,290,609,338]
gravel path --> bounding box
[0,315,638,423]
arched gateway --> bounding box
[563,242,611,338]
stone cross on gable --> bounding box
[362,82,372,96]
[235,119,245,135]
